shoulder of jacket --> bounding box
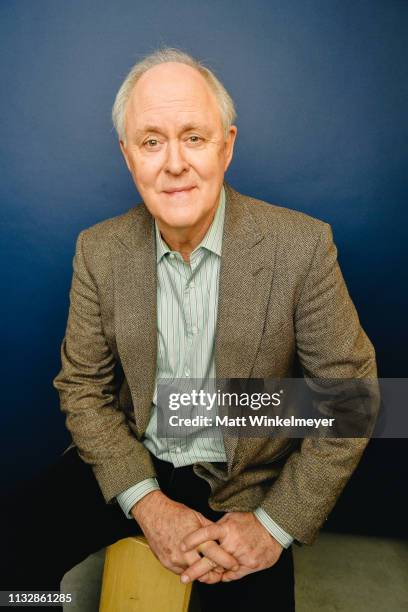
[240,192,329,237]
[225,183,330,238]
[77,204,145,245]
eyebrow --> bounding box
[133,125,162,135]
[133,123,210,137]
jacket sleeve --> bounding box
[53,230,158,504]
[259,223,380,544]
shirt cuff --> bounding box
[116,478,160,519]
[253,507,294,549]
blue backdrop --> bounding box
[1,0,406,536]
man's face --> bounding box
[119,62,237,233]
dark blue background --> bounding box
[1,0,406,536]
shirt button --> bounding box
[169,253,175,260]
[189,282,195,288]
[175,446,182,453]
[184,368,191,376]
[191,326,198,334]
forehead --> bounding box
[125,62,222,131]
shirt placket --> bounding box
[168,251,201,463]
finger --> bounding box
[165,545,201,575]
[196,541,239,571]
[183,549,203,569]
[197,563,225,583]
[181,556,225,584]
[181,525,225,551]
[216,513,231,523]
[183,548,220,583]
[169,565,187,575]
[222,566,251,582]
[182,534,227,584]
[197,568,224,584]
[197,560,226,581]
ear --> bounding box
[119,139,132,173]
[223,126,237,172]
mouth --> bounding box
[163,186,196,195]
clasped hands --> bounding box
[131,490,283,585]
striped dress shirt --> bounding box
[116,186,293,549]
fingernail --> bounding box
[181,575,190,584]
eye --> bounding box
[187,135,202,144]
[144,138,160,148]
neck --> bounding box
[157,207,218,263]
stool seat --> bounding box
[99,536,192,612]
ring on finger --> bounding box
[203,556,217,569]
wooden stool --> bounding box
[99,536,192,612]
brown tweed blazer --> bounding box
[53,182,379,545]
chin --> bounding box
[161,214,198,229]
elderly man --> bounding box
[1,48,378,612]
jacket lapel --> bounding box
[111,205,158,436]
[216,184,278,470]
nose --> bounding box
[164,140,189,176]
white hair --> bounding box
[112,47,237,141]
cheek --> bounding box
[133,157,162,186]
[189,151,224,180]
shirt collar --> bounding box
[155,185,225,263]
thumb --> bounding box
[193,511,214,527]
